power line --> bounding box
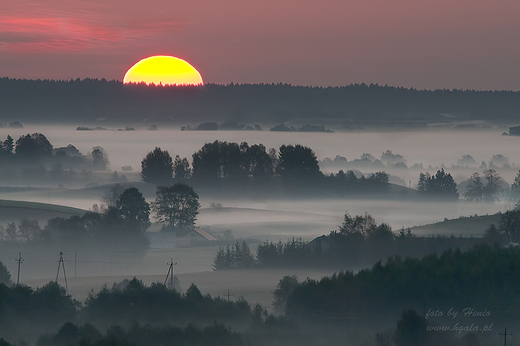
[15,252,23,285]
[226,289,234,302]
[500,327,511,346]
[55,252,68,293]
[164,258,177,290]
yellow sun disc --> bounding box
[123,55,203,86]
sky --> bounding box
[1,0,520,90]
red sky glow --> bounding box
[1,0,520,90]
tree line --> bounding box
[0,187,150,253]
[0,182,203,253]
[0,277,297,346]
[3,78,520,125]
[213,212,484,270]
[141,141,390,196]
[0,132,120,185]
[283,244,520,336]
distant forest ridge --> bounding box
[1,77,520,125]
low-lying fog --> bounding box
[1,125,519,181]
[0,125,513,283]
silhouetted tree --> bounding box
[417,172,428,192]
[173,155,192,182]
[393,310,429,346]
[482,169,503,203]
[490,154,509,167]
[102,184,124,207]
[15,133,53,159]
[2,135,13,155]
[277,144,321,188]
[191,141,222,184]
[116,187,151,231]
[152,184,200,231]
[497,209,520,243]
[380,150,405,165]
[417,169,458,200]
[141,147,174,186]
[360,153,376,161]
[191,140,248,185]
[89,146,109,171]
[242,144,274,183]
[457,154,476,167]
[375,331,394,346]
[0,261,11,285]
[464,172,484,202]
[483,224,506,245]
[18,218,41,242]
[273,275,299,313]
[2,222,17,242]
[52,322,79,346]
[337,212,376,238]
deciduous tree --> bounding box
[464,172,484,202]
[116,187,150,231]
[173,155,192,182]
[90,146,109,171]
[151,184,200,231]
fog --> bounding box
[1,125,518,179]
[1,125,519,345]
[0,126,511,280]
[0,125,511,230]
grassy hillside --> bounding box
[0,199,86,225]
[410,213,500,236]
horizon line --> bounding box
[1,76,519,93]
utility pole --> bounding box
[15,253,23,285]
[226,289,234,302]
[56,251,68,292]
[500,327,511,346]
[164,258,177,290]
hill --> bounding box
[410,213,500,236]
[0,199,86,225]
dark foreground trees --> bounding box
[37,322,244,346]
[0,261,11,285]
[484,208,520,243]
[284,244,520,325]
[0,281,79,342]
[0,278,293,346]
[152,184,200,231]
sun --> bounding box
[123,55,203,86]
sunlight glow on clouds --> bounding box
[0,15,184,53]
[2,0,520,89]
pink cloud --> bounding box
[0,15,185,53]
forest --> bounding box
[0,243,516,345]
[2,78,520,125]
[212,210,520,270]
